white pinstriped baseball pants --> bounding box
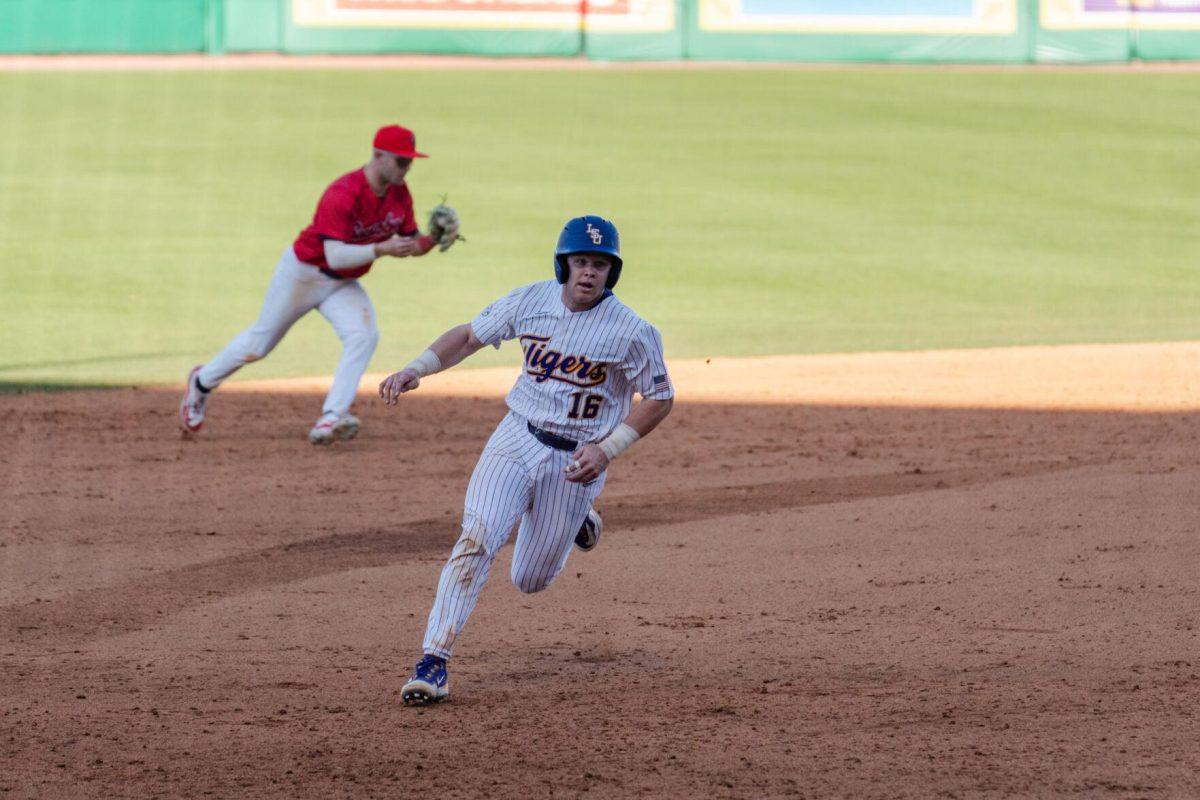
[422,411,606,659]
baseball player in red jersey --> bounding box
[179,124,461,444]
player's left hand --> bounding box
[427,203,464,252]
[564,443,609,483]
[378,369,421,404]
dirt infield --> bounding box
[2,344,1198,799]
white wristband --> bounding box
[404,349,443,378]
[598,423,640,461]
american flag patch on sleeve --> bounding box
[652,374,670,393]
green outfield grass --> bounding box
[0,68,1197,388]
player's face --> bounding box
[374,150,412,184]
[562,253,612,310]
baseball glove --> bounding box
[427,203,464,252]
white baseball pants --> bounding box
[422,411,606,659]
[197,247,378,416]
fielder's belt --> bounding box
[527,422,578,452]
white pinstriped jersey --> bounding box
[471,280,673,441]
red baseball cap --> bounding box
[373,124,427,159]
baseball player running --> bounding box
[178,124,462,444]
[378,215,674,705]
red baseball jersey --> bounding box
[293,169,418,279]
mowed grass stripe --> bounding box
[0,69,1197,386]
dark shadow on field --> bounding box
[0,350,184,375]
[1,386,1196,651]
[0,381,124,393]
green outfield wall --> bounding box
[1,0,1198,61]
[0,0,209,53]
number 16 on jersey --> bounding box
[567,392,603,420]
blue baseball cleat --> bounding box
[575,509,602,552]
[402,654,449,706]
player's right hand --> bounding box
[378,369,421,404]
[375,235,423,258]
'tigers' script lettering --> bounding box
[519,334,608,388]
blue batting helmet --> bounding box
[554,215,623,289]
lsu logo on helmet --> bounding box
[554,215,624,289]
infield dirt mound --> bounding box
[2,345,1199,798]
